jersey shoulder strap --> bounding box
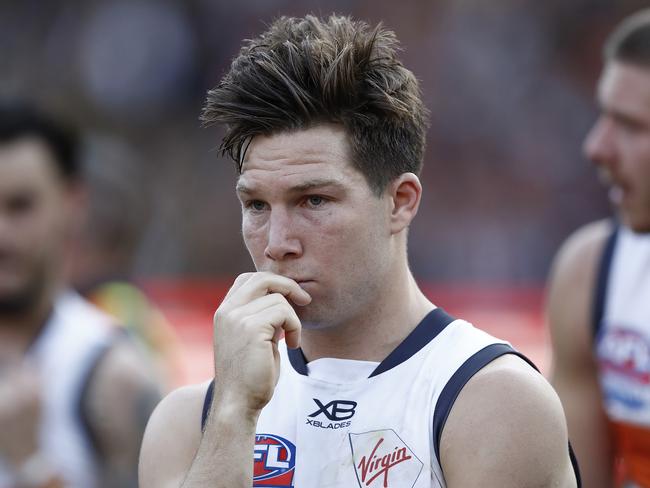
[592,222,619,340]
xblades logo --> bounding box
[309,399,357,421]
[306,399,357,430]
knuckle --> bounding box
[228,273,254,292]
[235,272,254,282]
[214,307,237,327]
[269,292,287,303]
[213,308,224,324]
[251,271,270,282]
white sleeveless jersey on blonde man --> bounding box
[594,225,650,486]
[0,292,118,488]
[202,308,578,487]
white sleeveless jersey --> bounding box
[594,226,650,486]
[0,292,117,488]
[203,308,541,488]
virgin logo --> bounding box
[357,437,411,487]
[349,429,423,488]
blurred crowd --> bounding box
[1,0,646,283]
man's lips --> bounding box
[597,170,630,207]
[295,279,314,286]
[269,272,315,287]
[278,274,312,283]
[292,279,315,291]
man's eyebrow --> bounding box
[236,179,345,194]
[235,182,253,194]
[288,179,345,193]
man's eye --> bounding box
[248,200,267,211]
[307,196,324,207]
[7,195,35,215]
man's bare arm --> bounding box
[83,340,163,488]
[441,354,577,488]
[547,220,614,487]
[139,383,207,488]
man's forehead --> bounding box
[233,125,371,195]
[0,139,69,197]
[235,174,347,195]
[0,140,57,176]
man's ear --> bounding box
[388,172,422,235]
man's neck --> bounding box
[300,271,433,363]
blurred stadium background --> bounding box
[2,0,643,385]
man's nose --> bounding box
[583,115,617,170]
[264,209,302,261]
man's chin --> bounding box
[296,305,336,330]
[0,296,35,315]
[300,320,334,330]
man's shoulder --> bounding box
[552,219,614,276]
[440,354,576,486]
[151,381,211,426]
[139,382,212,487]
[442,354,560,439]
[455,353,554,404]
[141,382,211,452]
[441,354,565,452]
[546,219,615,361]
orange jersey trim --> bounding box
[611,420,650,487]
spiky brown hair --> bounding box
[202,14,429,195]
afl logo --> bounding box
[253,434,296,487]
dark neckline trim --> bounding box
[287,346,309,375]
[370,308,455,377]
[286,308,456,378]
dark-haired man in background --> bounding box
[0,103,162,488]
[548,9,650,488]
[141,15,579,487]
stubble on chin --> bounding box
[295,302,335,330]
[0,270,48,318]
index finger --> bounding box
[222,272,256,302]
[225,272,312,308]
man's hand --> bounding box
[137,273,312,488]
[0,365,41,468]
[212,272,311,414]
